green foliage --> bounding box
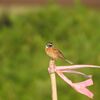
[0,5,100,100]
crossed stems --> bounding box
[48,60,100,99]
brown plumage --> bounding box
[45,42,73,64]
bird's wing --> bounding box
[53,48,73,64]
[53,48,65,59]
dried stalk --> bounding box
[49,59,58,100]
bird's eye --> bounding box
[48,44,52,47]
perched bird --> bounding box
[45,42,73,64]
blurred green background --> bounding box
[0,1,100,100]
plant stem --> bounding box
[49,59,58,100]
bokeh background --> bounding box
[0,0,100,100]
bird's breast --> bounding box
[45,47,58,59]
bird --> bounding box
[45,42,73,64]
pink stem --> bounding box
[56,69,92,78]
[56,65,100,70]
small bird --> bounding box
[45,42,73,64]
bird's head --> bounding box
[46,42,53,48]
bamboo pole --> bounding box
[49,59,58,100]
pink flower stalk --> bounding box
[48,64,100,99]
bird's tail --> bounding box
[65,59,73,64]
[59,55,73,64]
